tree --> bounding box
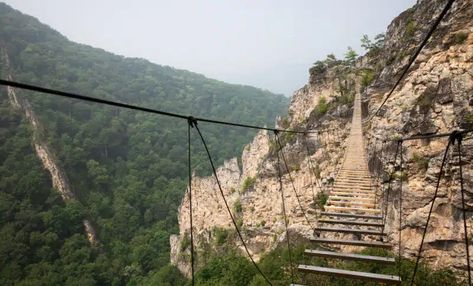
[361,34,373,51]
[374,33,385,46]
[361,33,385,55]
[344,46,358,66]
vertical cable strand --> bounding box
[187,120,195,286]
[410,138,452,286]
[193,123,273,286]
[275,136,295,284]
[398,140,404,277]
[456,134,472,286]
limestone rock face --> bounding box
[242,130,270,178]
[364,0,473,275]
[171,0,473,278]
[170,66,351,278]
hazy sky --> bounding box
[4,0,415,96]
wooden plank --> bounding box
[333,185,373,191]
[332,186,374,191]
[314,227,386,236]
[330,192,376,197]
[311,238,392,248]
[339,177,372,180]
[327,201,376,208]
[336,180,372,185]
[339,174,371,178]
[334,182,372,187]
[298,265,401,284]
[331,192,374,196]
[329,192,375,198]
[304,249,395,264]
[320,212,383,220]
[318,219,384,227]
[329,196,375,202]
[339,172,371,176]
[324,206,382,214]
[337,175,371,178]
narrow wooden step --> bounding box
[332,186,373,191]
[320,212,383,220]
[329,194,376,200]
[336,179,372,184]
[327,200,376,208]
[314,227,386,236]
[340,168,370,173]
[311,238,392,248]
[331,191,376,197]
[333,185,372,190]
[339,174,371,178]
[318,219,384,227]
[335,181,371,186]
[339,177,372,181]
[330,192,375,198]
[304,249,396,264]
[298,265,401,284]
[329,196,375,202]
[333,184,372,190]
[325,206,382,214]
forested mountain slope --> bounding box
[0,3,288,285]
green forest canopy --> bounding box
[0,3,288,285]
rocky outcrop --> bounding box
[172,0,473,278]
[364,0,473,275]
[171,63,352,278]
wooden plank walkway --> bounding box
[298,265,401,284]
[304,249,396,264]
[293,94,401,285]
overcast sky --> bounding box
[4,0,415,96]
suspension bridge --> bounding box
[294,93,401,284]
[0,0,471,285]
[2,76,471,286]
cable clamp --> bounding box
[450,130,462,144]
[188,116,197,128]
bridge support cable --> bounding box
[382,141,400,234]
[0,79,317,135]
[193,121,273,286]
[370,138,379,206]
[304,133,324,191]
[275,132,316,230]
[410,137,452,286]
[374,140,386,207]
[398,140,404,278]
[275,134,295,284]
[303,134,324,218]
[302,135,318,200]
[454,133,472,286]
[187,119,196,286]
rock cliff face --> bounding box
[171,0,473,277]
[2,48,99,246]
[364,0,473,274]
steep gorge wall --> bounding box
[364,0,473,273]
[170,58,354,277]
[171,0,473,277]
